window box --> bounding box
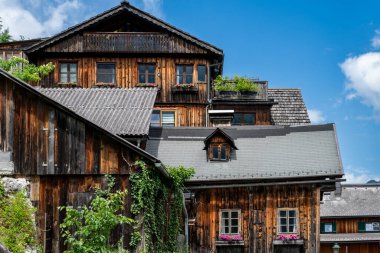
[136,83,158,88]
[93,82,115,88]
[172,84,198,93]
[56,82,80,88]
[216,240,244,246]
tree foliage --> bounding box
[0,56,54,82]
[59,175,133,253]
[0,18,12,43]
[0,181,37,253]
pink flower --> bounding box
[277,234,299,241]
[219,234,242,241]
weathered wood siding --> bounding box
[0,75,137,175]
[36,57,210,103]
[188,185,320,253]
[321,243,380,253]
[154,104,206,127]
[212,104,272,125]
[321,217,380,233]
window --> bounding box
[220,209,240,235]
[197,65,206,82]
[232,113,256,126]
[60,63,77,83]
[358,222,380,232]
[176,65,193,84]
[278,209,298,234]
[211,144,227,161]
[150,110,161,127]
[97,63,116,84]
[138,63,155,84]
[320,222,336,233]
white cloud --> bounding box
[308,109,326,124]
[141,0,164,19]
[371,29,380,49]
[0,0,82,38]
[340,52,380,114]
[343,165,380,184]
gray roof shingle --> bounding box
[146,124,342,182]
[38,87,158,136]
[321,185,380,217]
[320,233,380,242]
[268,88,311,125]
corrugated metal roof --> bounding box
[268,89,311,125]
[321,185,380,217]
[38,87,158,136]
[146,124,343,182]
[320,233,380,242]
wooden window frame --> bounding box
[59,62,78,83]
[219,209,242,235]
[232,112,256,126]
[210,143,228,161]
[96,62,116,85]
[138,63,156,84]
[197,64,207,83]
[176,64,193,85]
[277,208,299,234]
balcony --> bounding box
[212,80,268,101]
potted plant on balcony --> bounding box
[234,76,260,96]
[213,75,238,97]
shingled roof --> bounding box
[321,185,380,218]
[38,87,158,137]
[268,88,310,125]
[146,124,343,183]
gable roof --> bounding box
[38,87,157,137]
[0,69,168,178]
[268,88,311,125]
[146,124,343,183]
[321,184,380,218]
[204,128,238,150]
[25,1,223,56]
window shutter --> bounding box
[320,223,325,233]
[358,222,366,232]
[332,222,336,233]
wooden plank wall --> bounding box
[0,75,138,175]
[29,175,131,253]
[321,243,380,253]
[154,104,206,127]
[37,57,210,104]
[188,185,320,253]
[213,104,272,125]
[321,217,380,233]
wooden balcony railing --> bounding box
[83,32,172,53]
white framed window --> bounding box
[220,209,241,235]
[150,110,176,127]
[277,208,298,234]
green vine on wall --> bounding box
[130,161,194,253]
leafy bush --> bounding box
[213,75,237,92]
[213,75,260,92]
[0,181,37,253]
[0,56,54,82]
[234,76,260,92]
[59,175,133,253]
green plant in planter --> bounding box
[234,76,260,93]
[213,75,237,92]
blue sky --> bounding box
[1,0,379,183]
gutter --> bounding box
[186,178,345,190]
[154,163,170,179]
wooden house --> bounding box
[0,1,310,129]
[146,124,344,253]
[0,69,170,252]
[320,184,380,253]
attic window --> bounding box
[211,144,227,161]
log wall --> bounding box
[188,185,320,253]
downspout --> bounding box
[183,193,189,253]
[207,62,223,127]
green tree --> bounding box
[59,175,133,253]
[0,56,54,82]
[0,18,12,42]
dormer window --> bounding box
[204,128,237,162]
[211,144,227,161]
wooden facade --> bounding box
[0,71,168,252]
[187,185,321,253]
